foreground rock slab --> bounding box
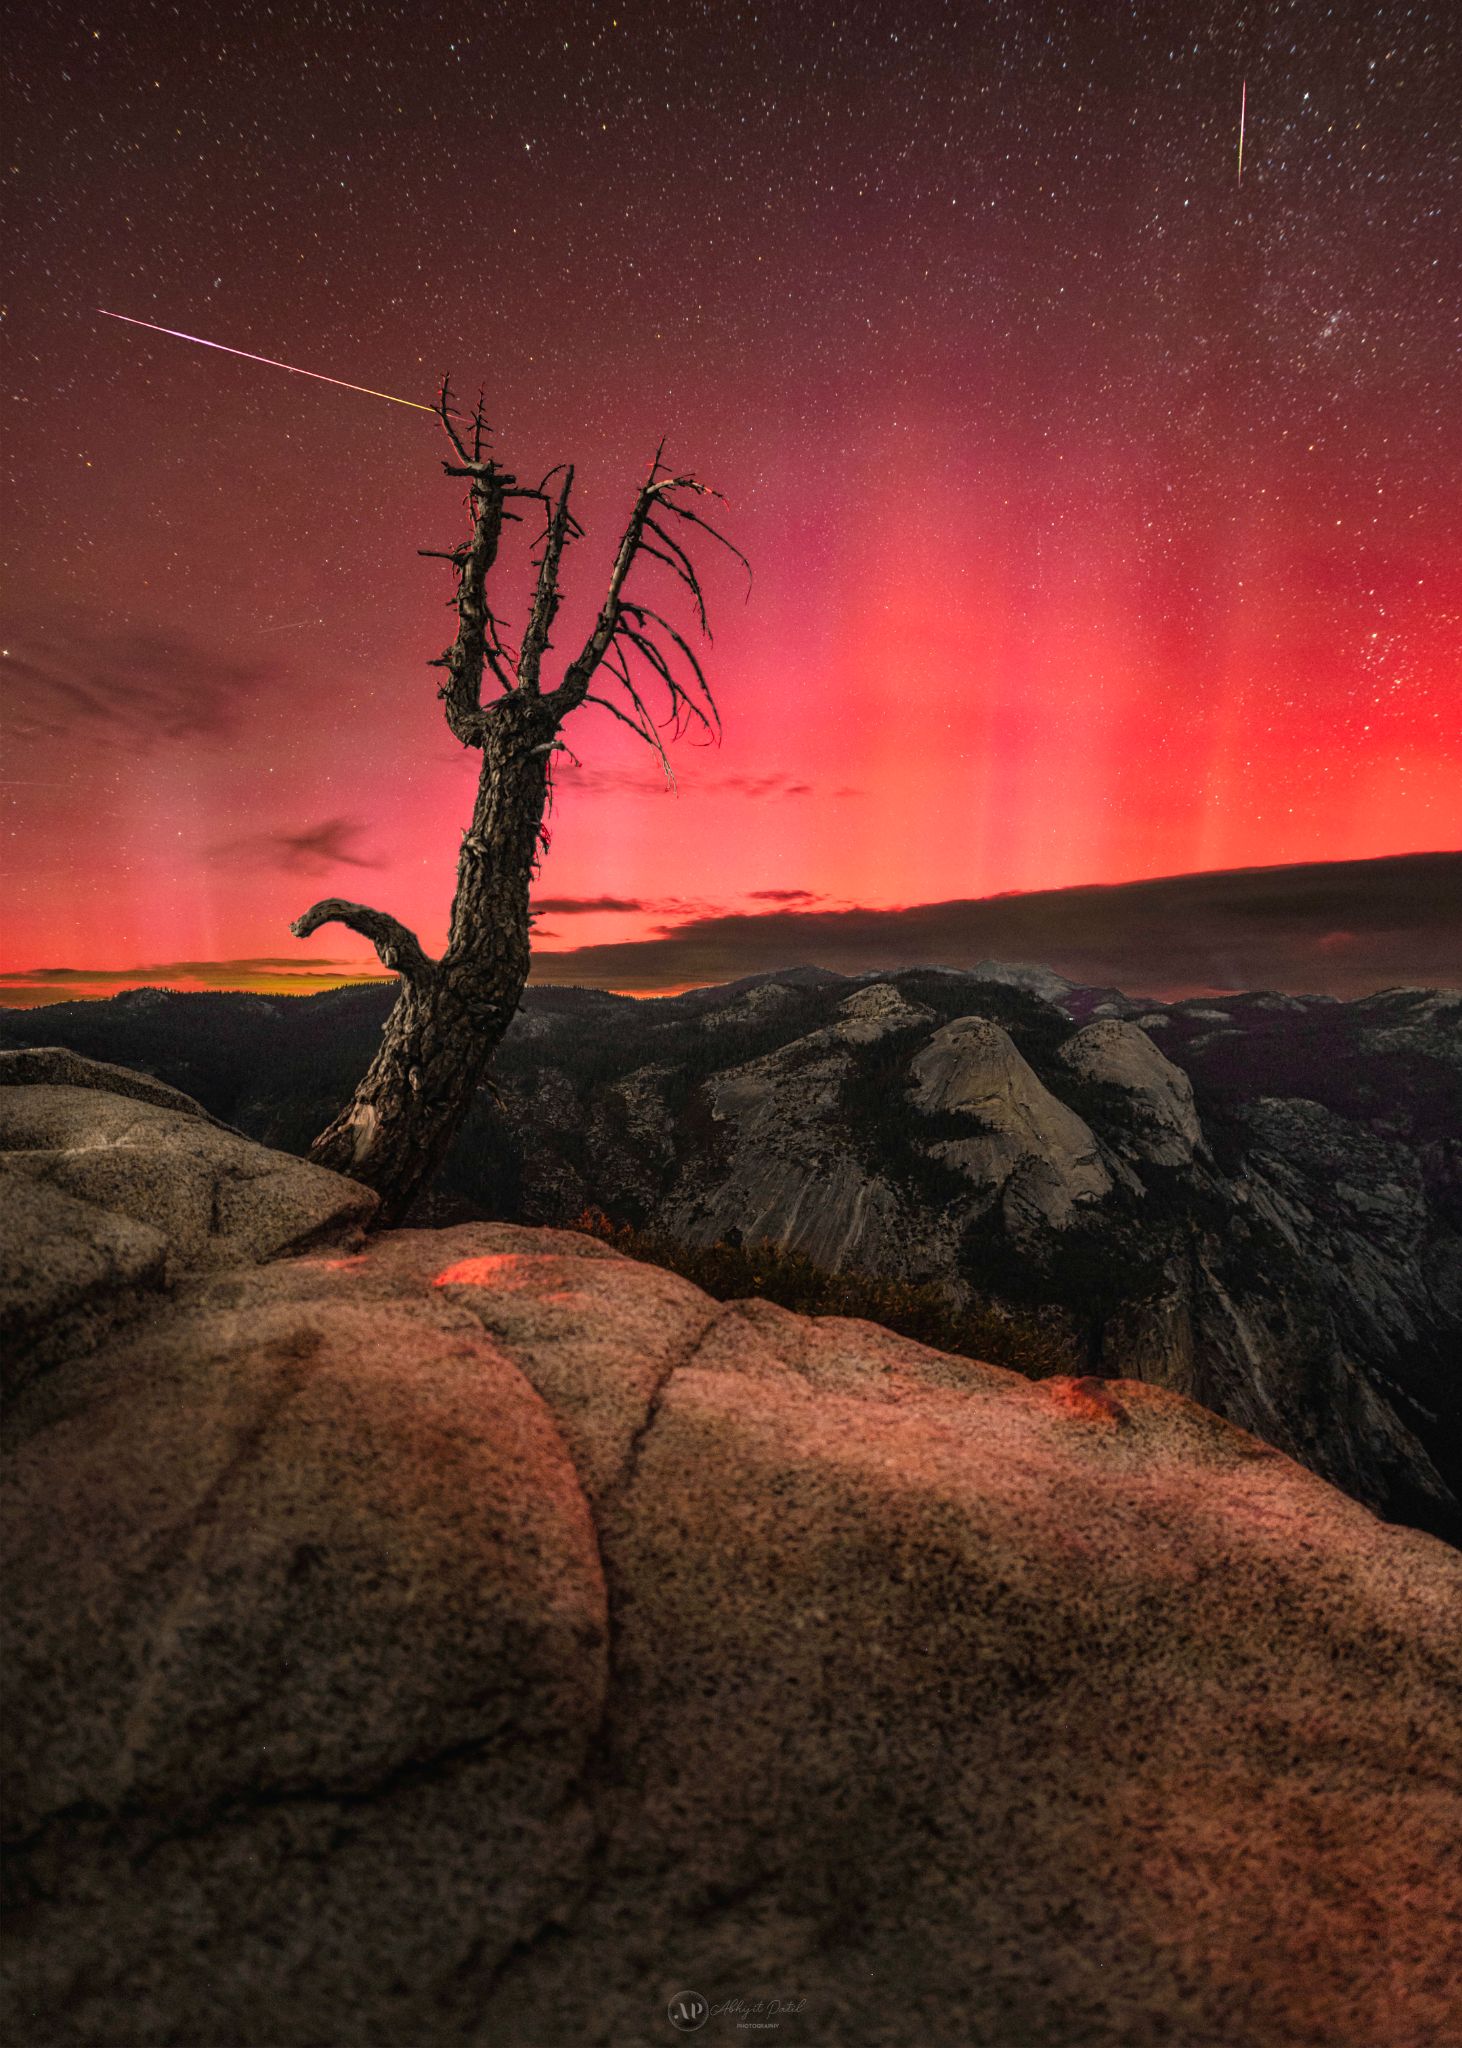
[6,1177,1461,2047]
[0,1051,376,1381]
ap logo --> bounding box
[667,1989,710,2032]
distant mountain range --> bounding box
[5,962,1459,1542]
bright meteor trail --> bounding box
[1237,79,1247,187]
[96,309,437,413]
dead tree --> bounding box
[291,386,746,1224]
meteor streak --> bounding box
[1237,79,1247,187]
[96,309,437,413]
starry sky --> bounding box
[3,0,1459,1002]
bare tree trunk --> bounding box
[303,695,557,1222]
[292,385,745,1226]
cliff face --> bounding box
[3,1062,1460,2048]
[4,970,1459,1540]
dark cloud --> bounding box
[553,763,669,798]
[2,621,278,748]
[206,817,383,876]
[711,775,815,800]
[533,890,810,921]
[531,895,646,915]
[530,854,1462,1000]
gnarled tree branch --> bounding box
[548,469,701,717]
[426,380,522,742]
[517,465,576,691]
[290,899,434,982]
[547,493,654,714]
[620,601,720,731]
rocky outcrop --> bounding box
[1057,1016,1203,1165]
[0,1175,170,1382]
[910,1014,1112,1223]
[1355,986,1462,1056]
[661,986,933,1273]
[1114,1231,1456,1543]
[828,979,934,1043]
[963,957,1077,1002]
[0,1051,376,1383]
[3,1089,1461,2048]
[0,1044,234,1122]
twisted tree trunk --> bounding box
[299,697,557,1220]
[292,386,744,1225]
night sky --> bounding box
[4,0,1459,1002]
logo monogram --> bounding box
[668,1989,710,2032]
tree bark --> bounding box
[303,693,557,1223]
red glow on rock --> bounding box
[1043,1377,1131,1428]
[432,1254,523,1288]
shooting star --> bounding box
[96,309,437,414]
[1237,79,1247,187]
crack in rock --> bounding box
[612,1302,727,1510]
[115,1335,322,1801]
[469,1301,732,2015]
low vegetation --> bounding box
[570,1209,1074,1378]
